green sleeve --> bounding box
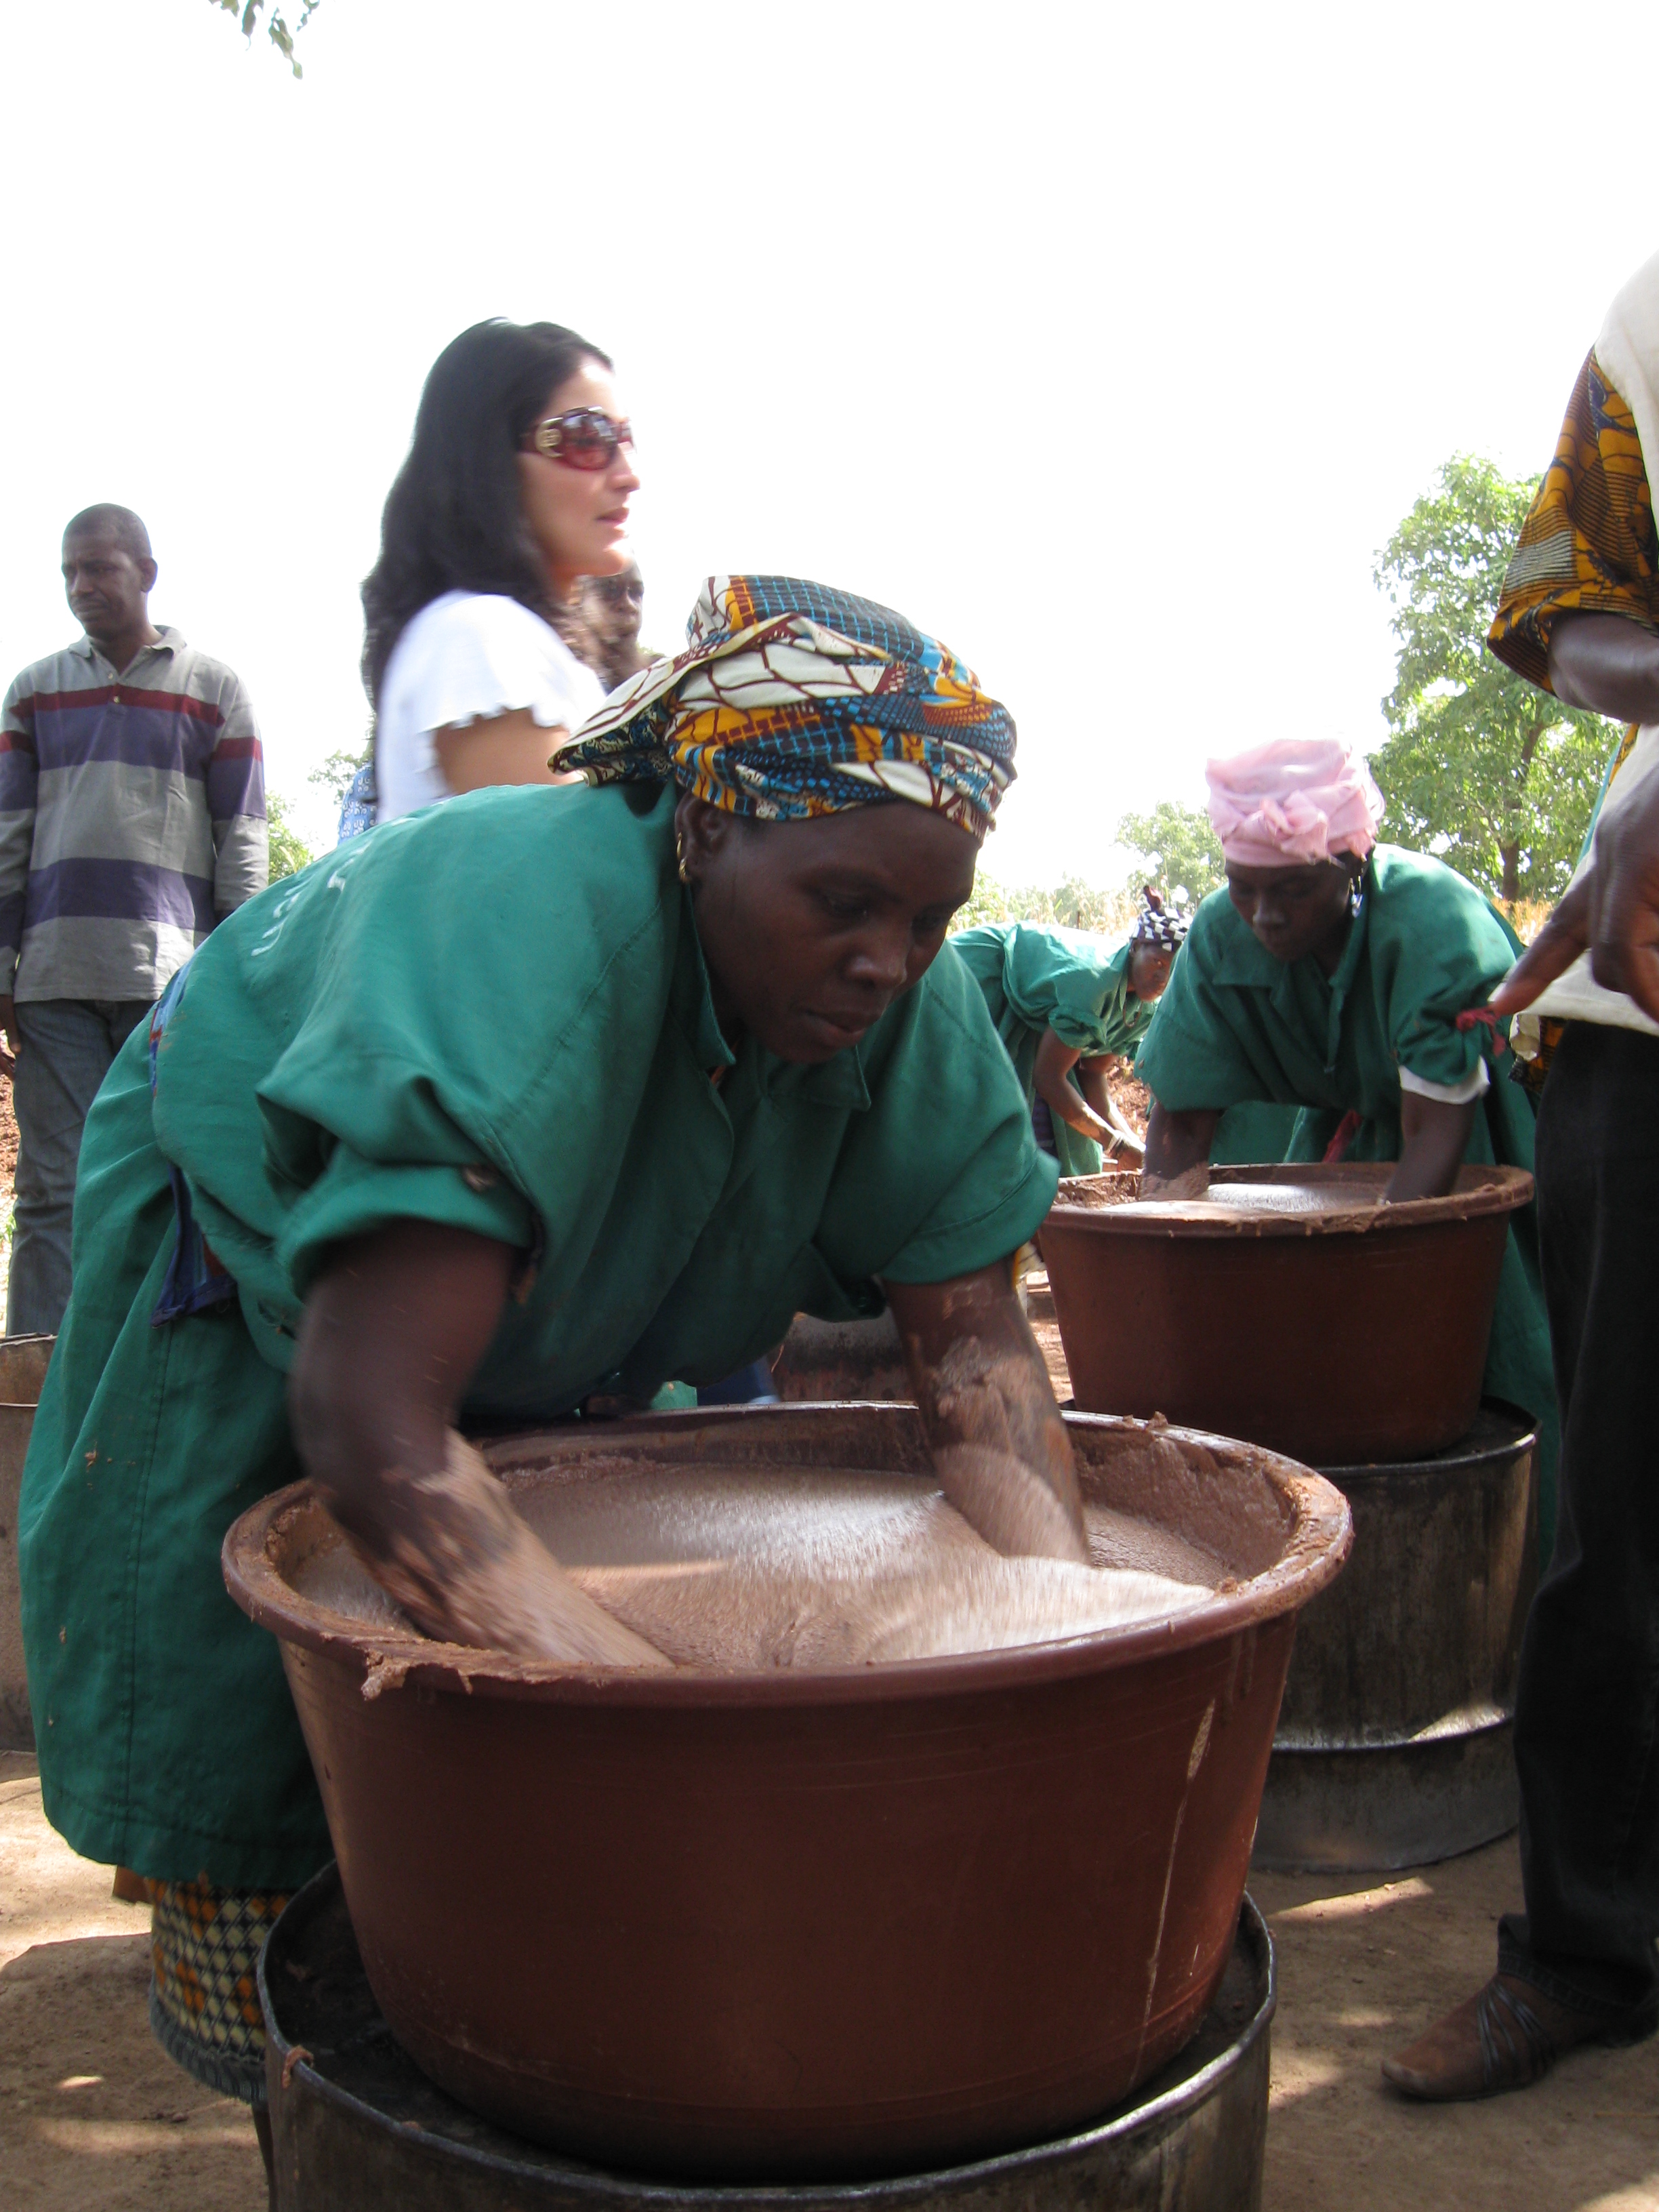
[155,783,679,1316]
[1370,855,1523,1091]
[1132,900,1277,1110]
[816,947,1059,1286]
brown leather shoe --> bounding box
[1383,1973,1606,2101]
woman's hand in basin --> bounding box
[289,1219,668,1668]
[884,1265,1089,1565]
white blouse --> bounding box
[375,590,605,823]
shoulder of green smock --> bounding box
[1135,848,1521,1110]
[150,781,684,1319]
[150,779,1054,1327]
[1487,350,1659,692]
[946,920,1146,1055]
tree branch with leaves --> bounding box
[1372,456,1615,903]
[210,0,319,78]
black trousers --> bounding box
[1500,1022,1659,2034]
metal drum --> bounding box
[262,1863,1275,2212]
[1252,1401,1538,1873]
[0,1332,54,1750]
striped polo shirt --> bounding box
[0,628,267,1002]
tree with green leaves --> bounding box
[211,0,319,77]
[1372,455,1616,903]
[267,792,314,881]
[1111,800,1224,905]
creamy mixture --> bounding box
[293,1462,1218,1670]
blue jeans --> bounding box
[9,998,151,1336]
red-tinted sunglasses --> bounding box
[523,407,634,471]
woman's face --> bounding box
[1225,857,1355,967]
[516,360,640,597]
[679,796,981,1063]
[1127,943,1174,1000]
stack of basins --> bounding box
[1038,1163,1540,1873]
[228,1403,1351,2211]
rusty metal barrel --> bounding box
[263,1862,1277,2212]
[0,1332,54,1750]
[1252,1401,1538,1873]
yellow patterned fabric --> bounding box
[149,1878,290,2105]
[1488,351,1659,691]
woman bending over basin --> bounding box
[951,888,1187,1175]
[18,577,1079,2150]
[1135,737,1557,1539]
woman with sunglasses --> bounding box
[20,577,1084,2165]
[362,318,639,823]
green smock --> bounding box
[1135,845,1559,1543]
[949,922,1155,1178]
[19,782,1055,1891]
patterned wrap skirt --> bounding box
[149,1879,291,2105]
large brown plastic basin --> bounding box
[1039,1163,1534,1465]
[224,1404,1349,2182]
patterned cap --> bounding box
[559,576,1016,839]
[1130,885,1191,950]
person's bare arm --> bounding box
[1547,611,1659,723]
[432,708,580,796]
[883,1265,1088,1563]
[1387,1091,1477,1202]
[1076,1057,1145,1158]
[1141,1101,1218,1197]
[290,1218,667,1666]
[1033,1027,1113,1147]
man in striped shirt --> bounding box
[0,505,267,1334]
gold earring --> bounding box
[676,834,691,886]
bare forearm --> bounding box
[1387,1093,1475,1203]
[291,1221,664,1666]
[1033,1028,1111,1143]
[884,1266,1088,1563]
[1547,613,1659,724]
[1141,1102,1218,1195]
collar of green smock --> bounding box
[675,899,873,1108]
[1210,861,1374,1076]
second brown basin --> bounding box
[1039,1162,1534,1465]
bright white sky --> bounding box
[5,2,1658,878]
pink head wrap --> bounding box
[1205,739,1385,869]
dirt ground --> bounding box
[3,1744,1654,2211]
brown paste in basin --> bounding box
[290,1462,1218,1671]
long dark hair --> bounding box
[361,319,612,708]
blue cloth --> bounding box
[336,762,376,842]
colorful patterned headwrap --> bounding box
[559,576,1016,839]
